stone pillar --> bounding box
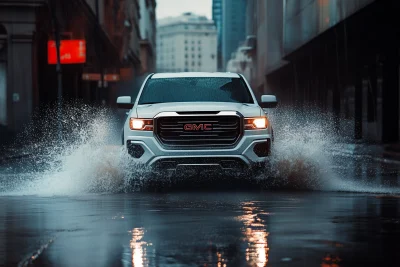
[361,75,369,138]
[376,62,383,141]
[8,33,34,132]
[382,53,399,143]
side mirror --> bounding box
[260,95,278,108]
[117,96,133,109]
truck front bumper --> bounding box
[125,131,272,171]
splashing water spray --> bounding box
[1,103,399,195]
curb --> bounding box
[330,146,400,165]
[0,153,32,163]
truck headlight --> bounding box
[244,117,268,130]
[129,118,153,131]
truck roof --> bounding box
[151,72,241,79]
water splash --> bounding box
[1,104,399,195]
[1,103,146,196]
[266,106,400,194]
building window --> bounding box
[185,40,188,44]
[185,54,188,58]
[198,40,201,44]
[185,25,188,29]
[192,62,195,66]
[198,54,201,59]
[185,61,188,66]
[185,47,188,51]
[192,54,194,58]
[191,47,194,51]
[198,62,201,66]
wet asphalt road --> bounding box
[1,191,400,267]
[1,153,400,267]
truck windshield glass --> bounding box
[138,77,254,104]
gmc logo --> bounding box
[184,124,213,131]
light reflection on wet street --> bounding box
[1,145,400,266]
[1,155,400,267]
[0,192,399,267]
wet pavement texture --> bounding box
[1,144,400,266]
[1,191,400,267]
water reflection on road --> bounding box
[238,202,269,267]
[0,190,399,267]
[1,144,400,266]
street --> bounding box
[1,107,400,266]
[1,189,400,266]
[1,141,400,266]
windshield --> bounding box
[138,77,254,104]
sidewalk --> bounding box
[0,146,32,164]
[331,142,400,164]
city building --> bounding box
[225,44,253,82]
[139,0,156,75]
[243,0,400,143]
[156,12,217,73]
[0,0,146,142]
[212,0,223,71]
[221,0,246,70]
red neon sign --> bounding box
[48,40,86,64]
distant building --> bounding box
[139,0,156,74]
[0,0,142,140]
[221,0,246,70]
[226,45,253,82]
[156,12,217,72]
[212,0,223,70]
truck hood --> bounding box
[134,102,262,118]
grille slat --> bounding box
[159,130,235,134]
[156,115,242,148]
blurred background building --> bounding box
[212,0,222,71]
[0,0,156,142]
[226,0,400,144]
[2,0,400,146]
[139,0,156,76]
[220,0,246,71]
[156,12,217,73]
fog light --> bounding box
[253,140,270,157]
[127,143,145,158]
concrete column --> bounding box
[8,34,34,132]
[361,77,369,138]
[376,63,383,141]
[398,63,400,141]
[0,53,6,127]
[354,76,362,140]
[382,56,399,143]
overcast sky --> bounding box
[156,0,212,20]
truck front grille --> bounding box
[155,115,242,149]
